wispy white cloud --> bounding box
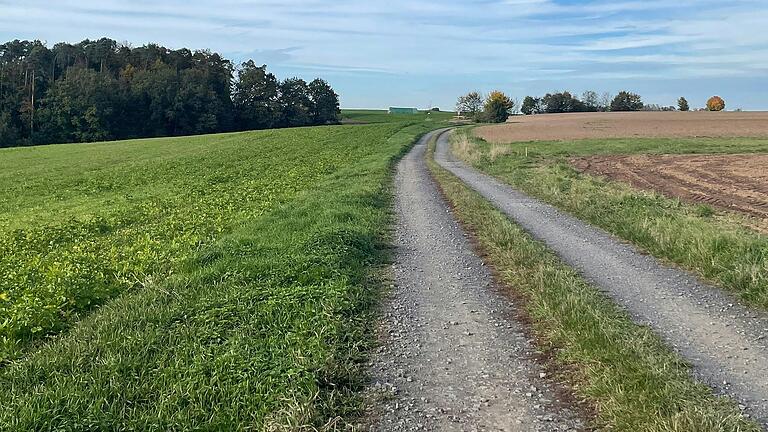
[0,0,766,108]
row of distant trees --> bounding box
[0,39,341,148]
[655,96,725,112]
[455,90,643,123]
[520,91,646,115]
[457,90,728,123]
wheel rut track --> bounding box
[368,130,584,431]
[435,130,768,428]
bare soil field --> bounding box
[476,111,768,142]
[572,154,768,223]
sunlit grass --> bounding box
[0,121,438,429]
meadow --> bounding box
[0,119,438,429]
[453,130,768,309]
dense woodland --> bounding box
[0,39,341,148]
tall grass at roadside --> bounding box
[452,130,768,309]
[427,135,760,432]
[0,122,439,429]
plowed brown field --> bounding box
[572,154,768,223]
[477,111,768,142]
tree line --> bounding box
[457,90,727,123]
[520,90,645,115]
[0,38,341,148]
[518,92,724,115]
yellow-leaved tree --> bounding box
[707,96,725,111]
[483,91,515,123]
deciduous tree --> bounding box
[37,67,124,143]
[308,78,341,125]
[483,91,514,123]
[542,91,586,113]
[278,77,313,128]
[707,96,725,111]
[521,96,541,115]
[610,91,643,111]
[456,91,484,120]
[581,90,600,112]
[599,92,613,112]
[233,61,279,130]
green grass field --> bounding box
[453,130,768,309]
[341,109,454,124]
[428,134,760,431]
[0,120,440,429]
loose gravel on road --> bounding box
[367,130,585,431]
[435,130,768,428]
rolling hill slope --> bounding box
[0,120,438,429]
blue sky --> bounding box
[2,0,767,110]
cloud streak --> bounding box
[1,0,766,109]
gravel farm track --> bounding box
[368,130,585,431]
[432,129,768,428]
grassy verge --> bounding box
[0,121,439,429]
[452,130,768,309]
[426,133,760,431]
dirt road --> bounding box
[434,130,768,427]
[368,130,584,431]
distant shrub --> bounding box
[707,96,726,111]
